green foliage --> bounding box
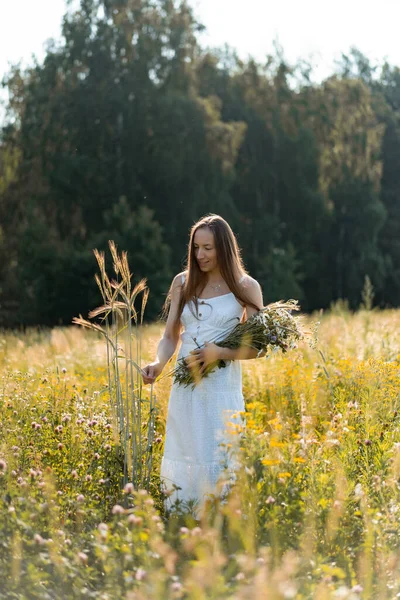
[1,4,400,326]
[360,275,375,311]
[92,201,172,319]
[257,243,304,303]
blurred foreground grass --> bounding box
[1,306,400,599]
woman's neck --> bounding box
[206,269,223,283]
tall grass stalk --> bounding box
[73,240,155,491]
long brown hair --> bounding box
[166,214,261,322]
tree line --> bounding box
[1,0,400,326]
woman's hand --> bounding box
[185,342,222,375]
[142,361,164,385]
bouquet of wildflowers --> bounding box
[173,300,304,388]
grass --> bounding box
[1,305,400,599]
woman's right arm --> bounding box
[141,273,184,385]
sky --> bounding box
[1,0,400,119]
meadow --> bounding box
[1,304,400,599]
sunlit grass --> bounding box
[1,306,400,598]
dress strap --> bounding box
[181,273,186,285]
[239,274,246,284]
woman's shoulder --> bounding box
[238,273,261,290]
[171,271,188,288]
[238,273,263,309]
[168,271,187,303]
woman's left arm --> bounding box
[186,277,263,373]
[217,276,263,361]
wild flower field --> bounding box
[1,306,400,599]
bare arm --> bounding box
[217,345,260,360]
[216,276,264,360]
[142,273,184,384]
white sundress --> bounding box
[160,275,246,514]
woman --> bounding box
[142,214,263,514]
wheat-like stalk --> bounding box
[72,241,156,492]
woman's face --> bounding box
[193,227,218,273]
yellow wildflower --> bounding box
[262,458,281,466]
[270,439,285,448]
